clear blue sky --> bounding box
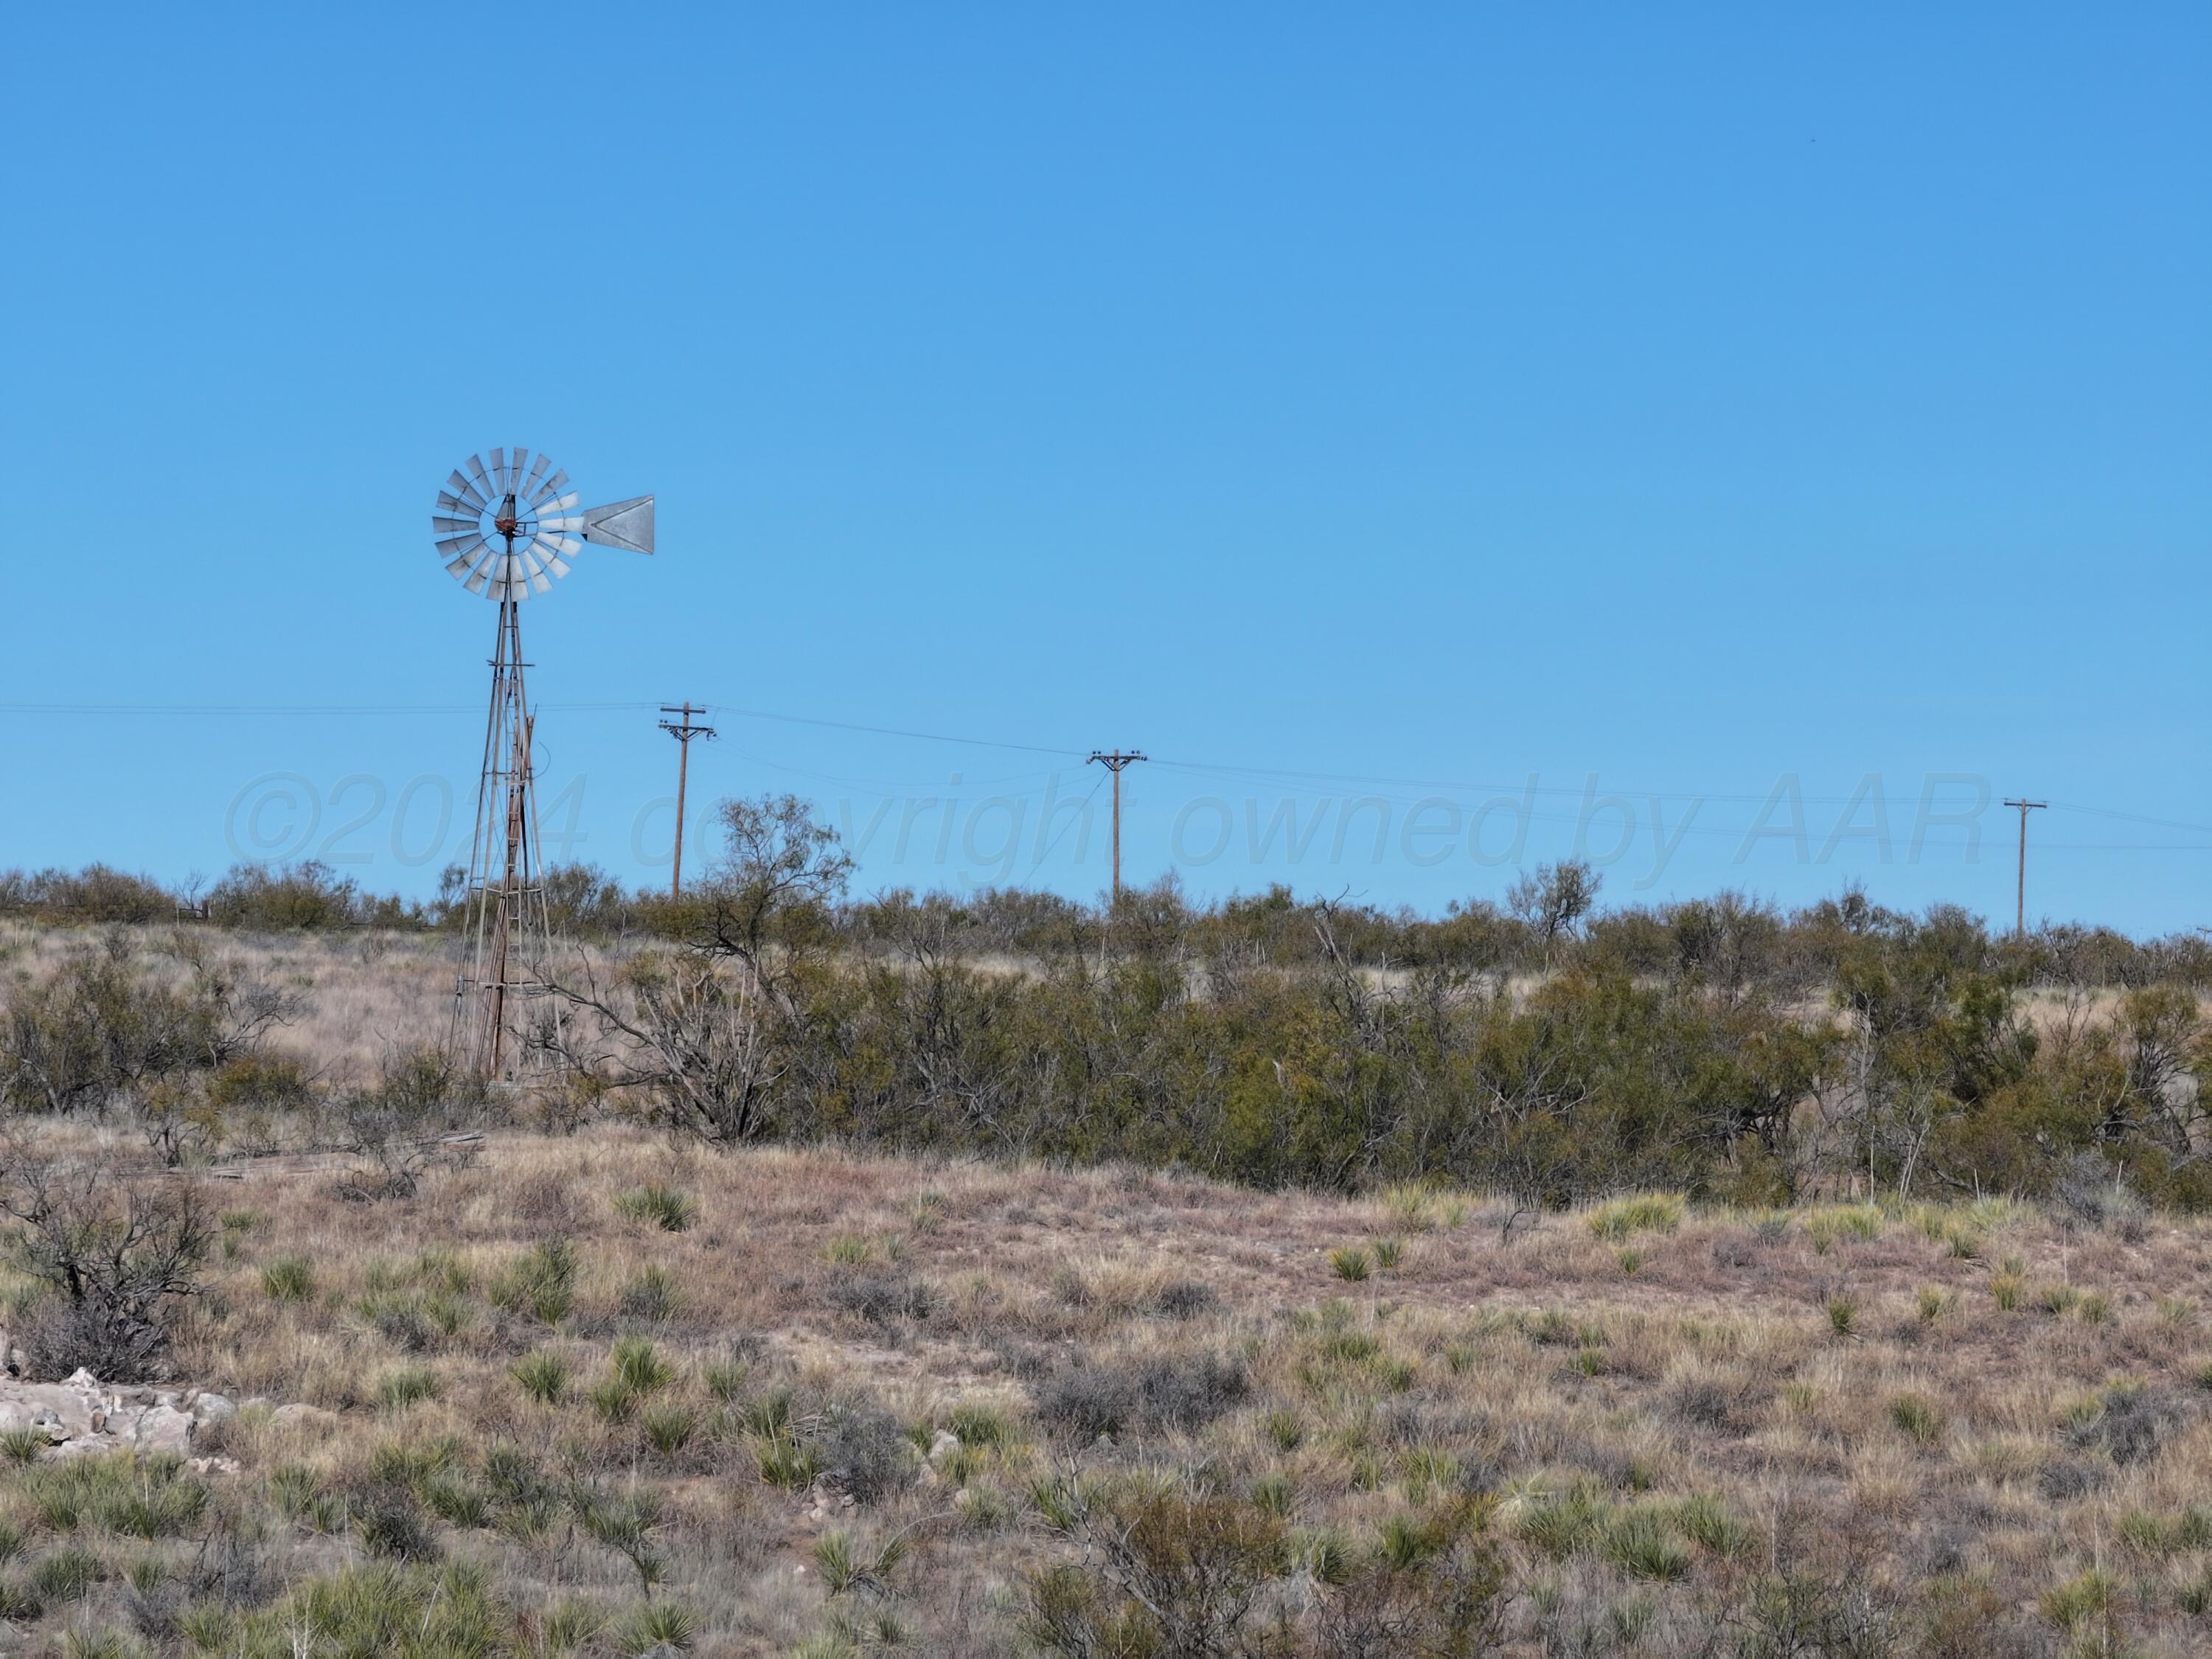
[3,6,2205,933]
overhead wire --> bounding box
[0,698,2202,852]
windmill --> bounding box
[432,448,654,1074]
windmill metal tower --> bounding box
[431,448,655,1074]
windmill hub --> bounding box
[433,445,655,602]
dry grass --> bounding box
[0,1119,2202,1653]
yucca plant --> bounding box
[642,1404,699,1459]
[612,1183,698,1233]
[512,1350,571,1405]
[611,1337,675,1394]
[261,1255,316,1303]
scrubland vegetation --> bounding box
[0,797,2207,1653]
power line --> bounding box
[700,702,1080,758]
[1,697,2205,852]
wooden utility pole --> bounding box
[660,703,716,897]
[2003,798,2046,938]
[1088,750,1147,901]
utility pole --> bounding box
[1087,750,1147,902]
[2002,798,2046,938]
[660,703,716,897]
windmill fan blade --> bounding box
[539,491,580,512]
[466,454,494,495]
[520,453,551,501]
[431,515,479,535]
[465,568,490,595]
[436,491,480,516]
[437,532,484,557]
[579,495,655,554]
[531,571,552,594]
[529,468,570,507]
[529,536,574,579]
[489,448,508,493]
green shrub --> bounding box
[701,1366,747,1409]
[32,1546,100,1603]
[611,1337,675,1395]
[17,1455,207,1539]
[2039,1568,2117,1632]
[755,1436,824,1491]
[214,1562,513,1652]
[740,1388,793,1439]
[512,1350,570,1405]
[643,1404,699,1458]
[354,1493,438,1562]
[261,1255,316,1303]
[1806,1205,1882,1251]
[612,1184,698,1233]
[269,1462,347,1534]
[588,1380,639,1426]
[421,1472,490,1529]
[908,1192,947,1234]
[615,1600,697,1655]
[618,1266,681,1323]
[1588,1193,1684,1242]
[1605,1507,1691,1581]
[1329,1247,1371,1282]
[490,1239,577,1327]
[947,1403,1014,1448]
[1672,1493,1751,1558]
[1379,1183,1438,1233]
[1250,1472,1296,1517]
[1889,1394,1947,1446]
[376,1366,440,1412]
[1512,1485,1607,1559]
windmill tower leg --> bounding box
[457,600,558,1076]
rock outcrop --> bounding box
[0,1370,245,1460]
